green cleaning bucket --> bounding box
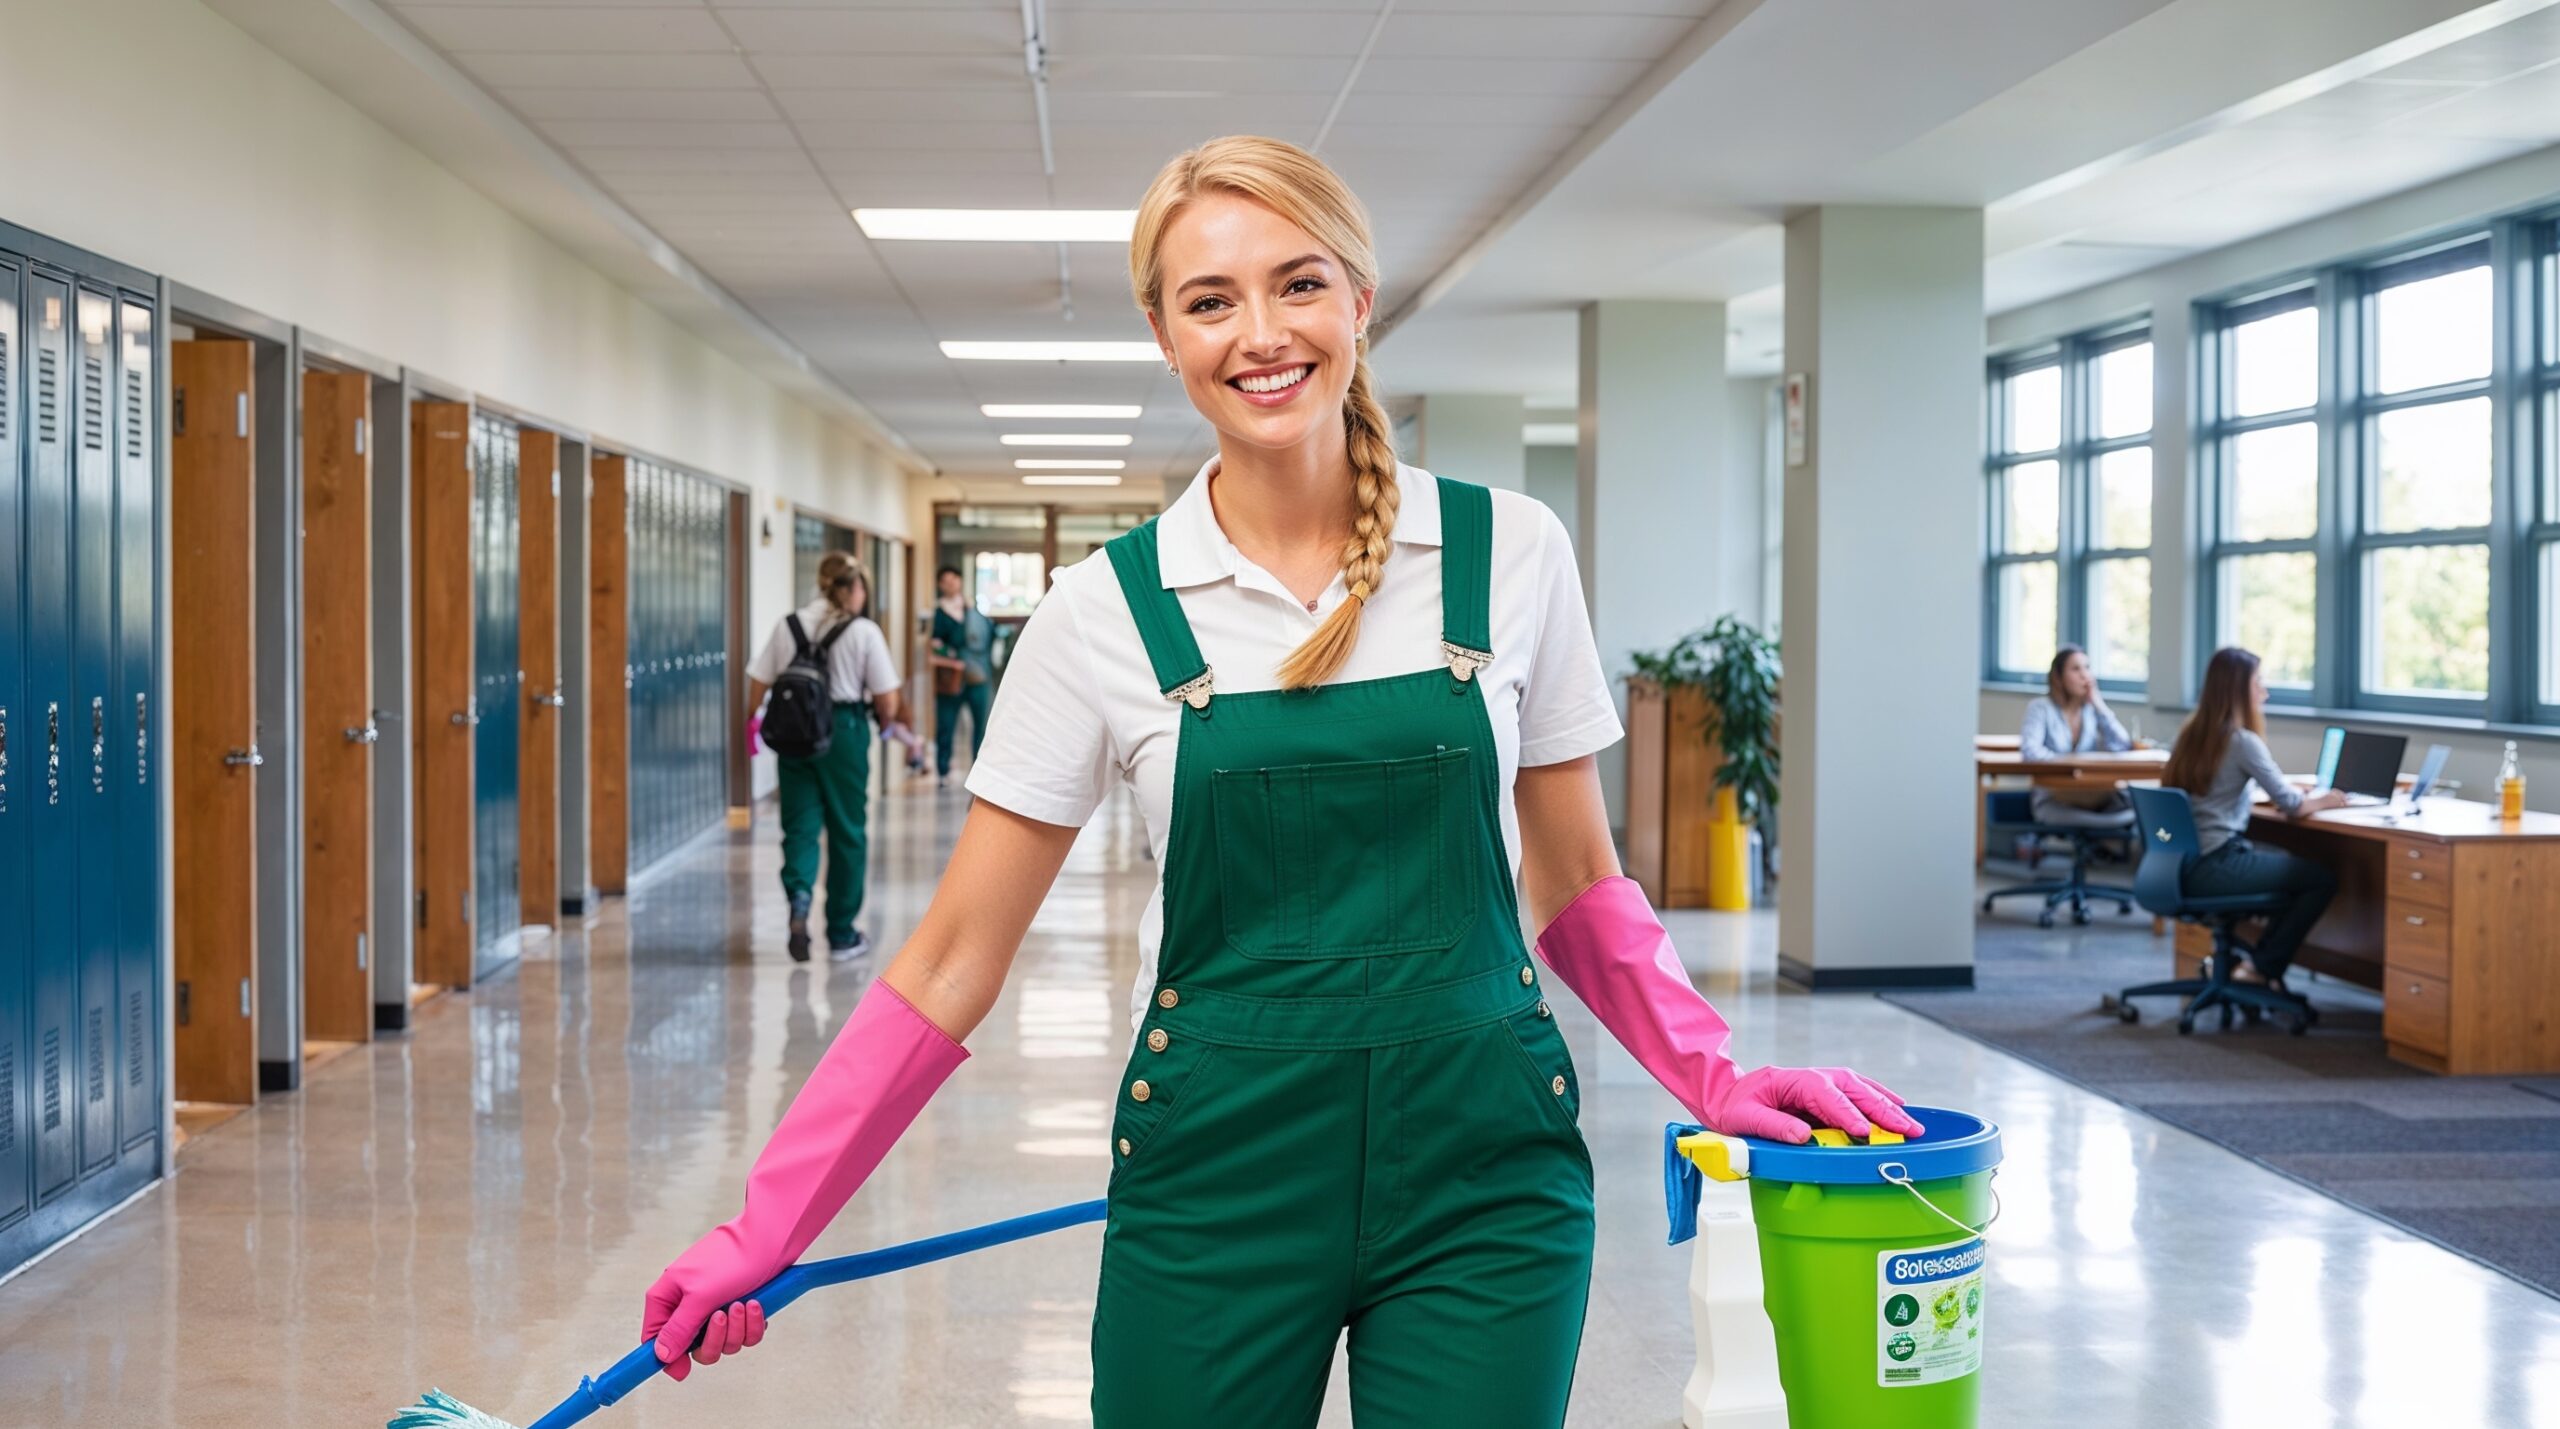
[1681,1106,2002,1428]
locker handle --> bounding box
[345,723,380,745]
[537,692,568,709]
[224,746,264,768]
[451,710,481,727]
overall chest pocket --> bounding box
[1211,746,1481,960]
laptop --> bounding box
[2330,731,2408,807]
[2313,726,2346,791]
[2407,742,2453,804]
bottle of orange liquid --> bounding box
[2498,740,2525,823]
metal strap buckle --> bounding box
[1441,640,1494,683]
[1164,667,1215,711]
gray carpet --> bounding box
[1881,894,2560,1300]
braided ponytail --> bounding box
[1274,345,1398,688]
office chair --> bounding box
[1979,788,2136,928]
[2103,786,2318,1036]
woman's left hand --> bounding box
[1705,1065,1924,1144]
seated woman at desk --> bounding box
[2162,647,2346,987]
[2019,645,2137,829]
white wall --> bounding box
[0,0,919,534]
[1986,140,2560,812]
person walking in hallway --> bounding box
[643,136,1919,1424]
[2162,646,2345,988]
[929,564,995,786]
[745,551,903,961]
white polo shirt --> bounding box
[966,460,1623,1032]
[747,602,900,706]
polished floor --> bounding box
[4,782,2558,1428]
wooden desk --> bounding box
[1975,749,2168,864]
[2170,797,2560,1075]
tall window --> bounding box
[2204,289,2321,691]
[2536,221,2560,716]
[1985,328,2154,688]
[2352,240,2493,706]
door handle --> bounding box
[450,710,481,727]
[224,746,264,768]
[537,690,567,709]
[345,723,380,745]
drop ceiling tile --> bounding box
[811,147,1050,178]
[578,147,823,174]
[402,6,730,53]
[819,172,1052,207]
[2250,77,2476,132]
[749,52,1025,88]
[787,118,1045,150]
[1044,91,1333,128]
[2391,64,2560,143]
[454,52,763,88]
[1047,54,1354,94]
[773,87,1036,125]
[2371,6,2560,85]
[500,87,786,122]
[1355,56,1651,96]
[1330,89,1610,127]
[1046,9,1380,58]
[542,120,805,150]
[720,5,1023,54]
[1317,120,1574,153]
[1370,12,1697,61]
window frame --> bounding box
[1984,325,2155,694]
[2528,217,2560,724]
[2200,284,2323,704]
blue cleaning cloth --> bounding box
[1663,1121,1707,1245]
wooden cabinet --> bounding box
[1624,679,1723,909]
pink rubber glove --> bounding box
[1533,876,1923,1145]
[642,979,966,1378]
[745,715,763,757]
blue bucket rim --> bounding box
[1741,1105,2001,1186]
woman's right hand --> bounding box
[2294,788,2351,818]
[640,1293,766,1382]
[642,1228,777,1380]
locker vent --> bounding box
[81,355,105,451]
[0,331,10,445]
[124,365,145,458]
[36,346,59,444]
[0,1043,14,1155]
[86,1005,106,1104]
[41,1028,61,1132]
[126,991,146,1090]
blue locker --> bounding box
[22,270,78,1204]
[470,414,522,969]
[71,287,119,1175]
[115,299,156,1152]
[0,257,26,1233]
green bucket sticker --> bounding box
[1877,1236,1984,1387]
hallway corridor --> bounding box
[4,785,2557,1428]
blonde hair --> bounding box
[816,550,869,614]
[1130,135,1397,690]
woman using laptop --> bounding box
[2161,647,2345,987]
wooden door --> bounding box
[518,428,560,925]
[589,454,630,894]
[411,401,474,988]
[301,370,372,1042]
[170,341,258,1105]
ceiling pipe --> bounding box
[1020,0,1074,321]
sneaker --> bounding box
[786,892,813,963]
[828,929,872,962]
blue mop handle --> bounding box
[531,1199,1108,1429]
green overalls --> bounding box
[1091,477,1597,1427]
[777,701,871,945]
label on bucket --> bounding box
[1877,1236,1983,1388]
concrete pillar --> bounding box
[1411,393,1526,491]
[1777,206,1983,988]
[1577,299,1726,826]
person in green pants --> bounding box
[652,138,1912,1422]
[745,551,904,961]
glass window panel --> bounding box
[2374,396,2491,532]
[2005,365,2060,454]
[2002,460,2059,555]
[2093,447,2152,550]
[2231,305,2317,417]
[2543,543,2560,707]
[971,550,1046,618]
[2374,264,2489,395]
[2094,341,2153,439]
[2228,423,2318,542]
[2220,551,2317,686]
[2365,543,2489,697]
[1997,561,2058,674]
[2086,556,2151,683]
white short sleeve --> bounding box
[746,616,796,686]
[854,620,899,701]
[964,581,1117,828]
[1515,501,1623,767]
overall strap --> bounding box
[1103,520,1215,710]
[1435,476,1495,681]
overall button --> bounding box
[1157,988,1180,1010]
[1117,1138,1132,1156]
[1146,1028,1169,1053]
[1550,1076,1567,1096]
[1520,965,1536,986]
[1536,1000,1551,1018]
[1130,1079,1152,1103]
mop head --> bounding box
[387,1389,524,1429]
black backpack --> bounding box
[764,614,852,759]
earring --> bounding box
[1167,362,1178,375]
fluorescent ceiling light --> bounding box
[855,209,1136,242]
[942,341,1162,362]
[1021,474,1125,487]
[981,404,1142,419]
[1523,422,1578,446]
[1000,433,1132,447]
[1016,458,1127,471]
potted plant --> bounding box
[1623,618,1781,907]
